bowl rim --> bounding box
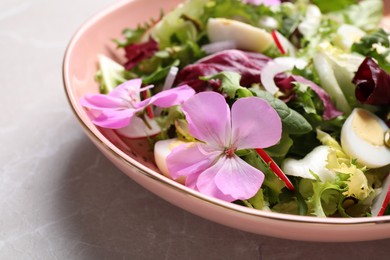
[62,0,390,227]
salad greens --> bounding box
[88,0,390,217]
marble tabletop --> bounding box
[1,0,390,259]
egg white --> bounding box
[154,138,186,184]
[341,108,390,168]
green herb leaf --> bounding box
[201,71,252,98]
[352,29,390,73]
[142,60,180,85]
[247,189,265,210]
[312,0,357,13]
[250,88,312,135]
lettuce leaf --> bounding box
[250,88,312,135]
[313,45,360,114]
[95,55,130,94]
[343,0,383,32]
[290,130,374,217]
[317,130,372,200]
[306,180,344,217]
[352,29,390,74]
[150,0,209,48]
[311,0,357,13]
[200,71,252,98]
[272,198,300,215]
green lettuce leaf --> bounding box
[246,189,266,210]
[352,29,390,73]
[95,55,131,94]
[344,0,383,32]
[272,199,300,215]
[151,0,209,48]
[242,150,286,203]
[317,130,373,201]
[201,71,252,98]
[142,60,180,85]
[306,179,344,217]
[250,88,312,135]
[312,0,357,13]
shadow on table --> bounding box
[59,137,390,260]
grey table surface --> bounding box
[1,0,390,259]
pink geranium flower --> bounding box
[242,0,281,6]
[166,92,282,202]
[80,78,195,129]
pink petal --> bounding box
[80,94,127,110]
[136,85,195,109]
[181,92,231,148]
[166,143,220,180]
[231,97,282,150]
[184,174,199,189]
[92,108,135,129]
[110,78,142,99]
[195,158,241,202]
[214,156,264,201]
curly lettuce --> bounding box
[285,130,374,217]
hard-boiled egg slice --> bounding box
[206,18,274,53]
[116,116,161,139]
[154,138,187,184]
[341,108,390,168]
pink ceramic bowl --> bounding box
[63,0,390,242]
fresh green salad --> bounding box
[81,0,390,217]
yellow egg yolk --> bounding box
[352,109,384,146]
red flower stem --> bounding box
[256,148,294,191]
[271,30,286,55]
[142,90,154,119]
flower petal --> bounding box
[214,155,264,201]
[110,78,142,100]
[184,174,199,189]
[92,108,136,129]
[195,158,239,202]
[80,94,127,110]
[181,92,231,148]
[231,97,282,150]
[166,143,220,180]
[136,85,195,109]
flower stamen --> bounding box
[224,146,237,158]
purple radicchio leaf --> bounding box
[276,75,343,120]
[175,49,273,92]
[124,38,159,70]
[352,57,390,106]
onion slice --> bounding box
[162,66,179,91]
[201,41,237,55]
[115,116,161,139]
[261,57,307,95]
